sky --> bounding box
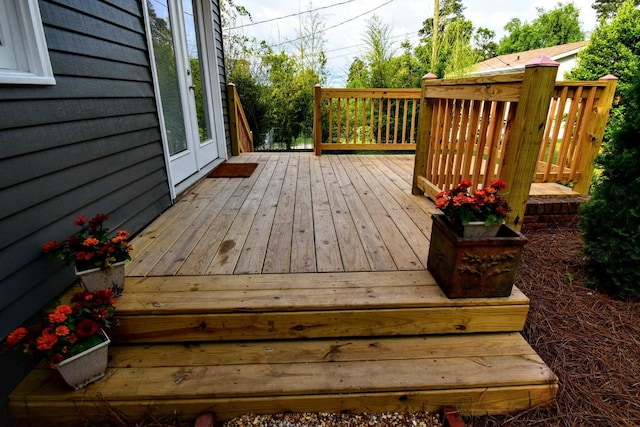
[231,0,598,86]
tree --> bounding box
[220,0,253,77]
[496,3,584,54]
[579,63,640,298]
[567,1,640,96]
[388,41,425,88]
[228,58,269,141]
[442,20,479,77]
[592,0,640,20]
[346,58,369,88]
[362,15,396,88]
[295,4,328,83]
[473,27,498,60]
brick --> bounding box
[195,412,215,427]
[442,407,466,427]
[523,215,539,223]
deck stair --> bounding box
[10,271,558,424]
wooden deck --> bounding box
[127,153,437,276]
[9,154,558,425]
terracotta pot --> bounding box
[75,261,126,296]
[54,330,110,390]
[427,214,527,298]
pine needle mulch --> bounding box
[471,228,640,427]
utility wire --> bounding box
[228,0,357,30]
[269,0,394,48]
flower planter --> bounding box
[427,214,527,298]
[54,330,110,390]
[76,261,126,296]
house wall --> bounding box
[212,0,233,155]
[0,0,172,420]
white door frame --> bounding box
[143,0,228,200]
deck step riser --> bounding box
[111,304,529,343]
[10,334,558,424]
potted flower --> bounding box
[434,179,511,238]
[43,214,133,295]
[428,180,527,298]
[3,289,116,389]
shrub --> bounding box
[579,66,640,298]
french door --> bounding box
[147,0,223,189]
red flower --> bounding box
[75,319,99,338]
[489,179,507,191]
[73,216,88,226]
[89,214,108,228]
[42,241,60,253]
[91,308,111,321]
[75,251,94,261]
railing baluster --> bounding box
[555,86,582,181]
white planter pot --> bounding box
[461,221,503,239]
[76,261,126,296]
[55,331,110,390]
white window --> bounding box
[0,0,55,85]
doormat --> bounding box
[207,162,258,178]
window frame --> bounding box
[0,0,55,85]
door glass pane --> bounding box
[148,0,188,156]
[183,0,211,142]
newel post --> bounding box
[572,74,618,195]
[501,57,558,229]
[314,84,322,156]
[412,73,438,195]
[227,83,240,156]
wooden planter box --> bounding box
[427,215,528,298]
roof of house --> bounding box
[471,41,588,75]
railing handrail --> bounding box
[227,83,253,155]
[314,86,421,155]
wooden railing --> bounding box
[313,86,421,155]
[536,76,617,195]
[413,59,560,229]
[227,83,253,155]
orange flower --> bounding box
[36,331,58,351]
[54,325,70,337]
[5,327,28,347]
[48,311,67,324]
[83,237,99,246]
[56,305,72,315]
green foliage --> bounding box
[592,0,640,20]
[567,1,640,143]
[228,59,269,141]
[567,1,640,96]
[474,27,498,60]
[579,66,640,298]
[363,15,396,88]
[496,3,584,55]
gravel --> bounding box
[223,412,443,427]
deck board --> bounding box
[128,154,435,276]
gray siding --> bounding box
[212,0,232,155]
[0,0,170,408]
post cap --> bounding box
[525,56,560,67]
[600,74,619,80]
